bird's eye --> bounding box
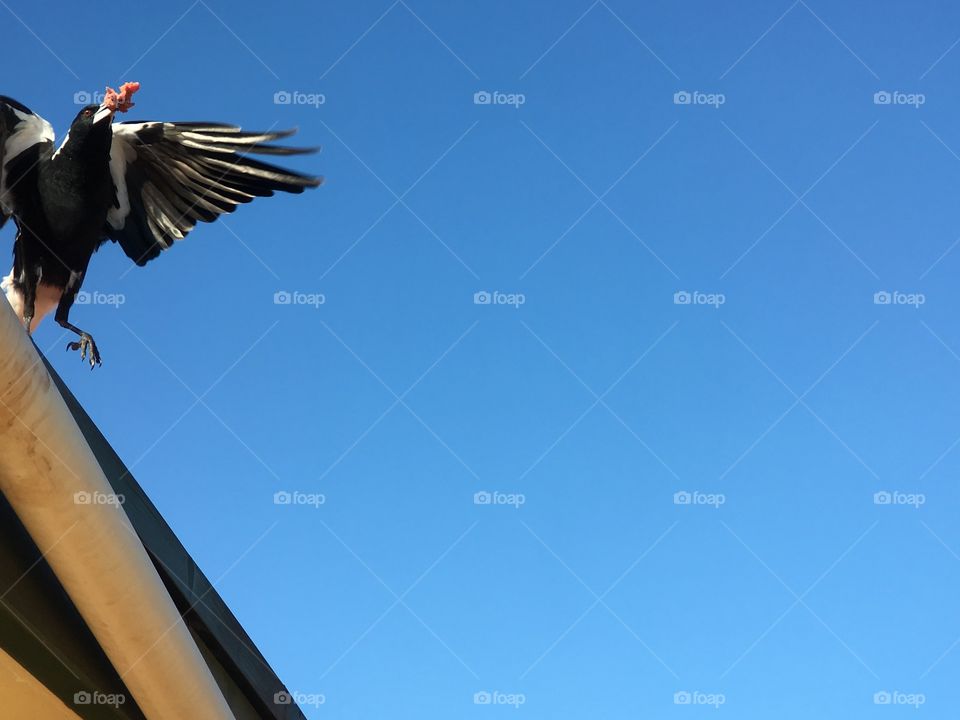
[83,109,93,117]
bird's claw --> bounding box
[66,334,101,369]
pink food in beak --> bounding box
[102,81,140,114]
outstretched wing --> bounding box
[0,96,54,227]
[104,121,321,265]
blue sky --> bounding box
[7,0,960,716]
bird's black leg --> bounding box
[20,263,43,334]
[56,271,101,369]
[13,237,42,334]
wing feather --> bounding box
[105,121,321,265]
[0,96,54,224]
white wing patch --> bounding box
[5,107,53,159]
[106,127,140,229]
[0,108,54,215]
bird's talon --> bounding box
[66,335,101,368]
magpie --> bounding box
[0,82,321,367]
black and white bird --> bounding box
[0,82,321,367]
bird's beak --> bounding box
[93,104,114,124]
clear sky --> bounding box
[7,0,960,717]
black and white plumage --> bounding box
[0,86,321,367]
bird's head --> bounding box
[72,104,109,130]
[62,104,115,159]
[72,82,140,131]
